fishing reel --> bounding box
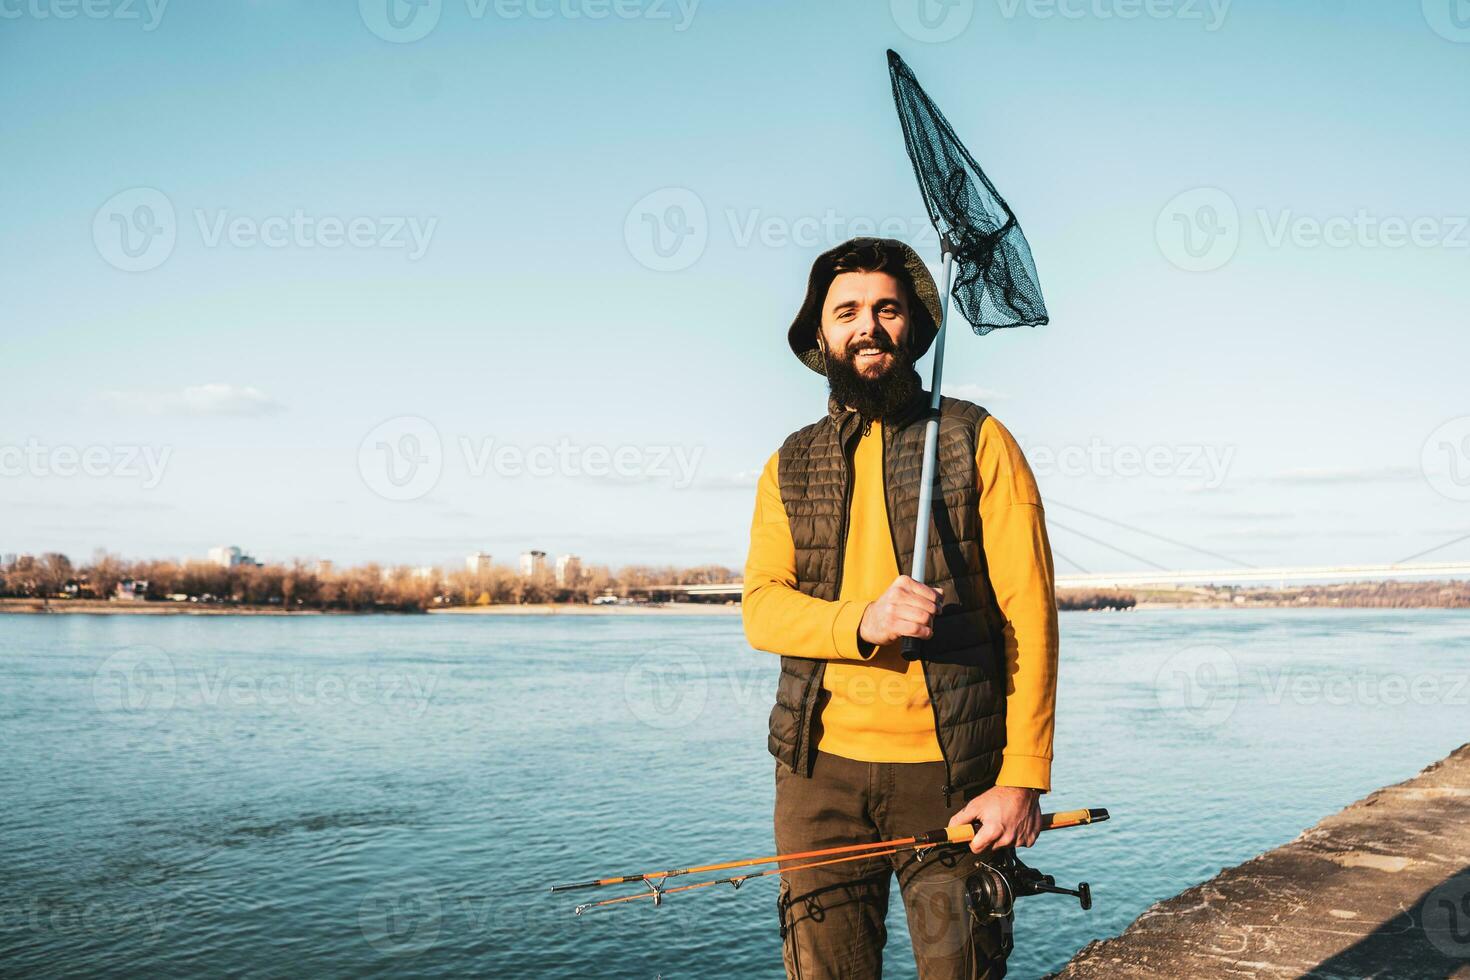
[963,850,1092,921]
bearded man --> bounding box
[743,237,1059,980]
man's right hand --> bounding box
[858,575,943,647]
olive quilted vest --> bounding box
[769,387,1008,800]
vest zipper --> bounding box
[881,420,955,806]
[796,417,858,775]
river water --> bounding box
[1,609,1466,978]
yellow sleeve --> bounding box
[976,416,1059,793]
[742,450,875,661]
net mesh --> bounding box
[888,49,1048,335]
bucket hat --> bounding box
[787,237,943,376]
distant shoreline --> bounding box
[4,595,1468,616]
[432,603,742,616]
[0,598,742,617]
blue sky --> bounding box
[3,0,1468,573]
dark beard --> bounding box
[824,336,923,427]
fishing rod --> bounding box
[552,807,1109,915]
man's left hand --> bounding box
[948,785,1042,853]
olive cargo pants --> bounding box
[774,751,1012,979]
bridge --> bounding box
[624,497,1470,600]
[626,561,1470,602]
[1053,561,1470,589]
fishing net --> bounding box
[887,49,1048,334]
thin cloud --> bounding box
[946,383,1009,403]
[1198,509,1296,521]
[694,469,763,491]
[101,383,286,418]
[1263,465,1420,485]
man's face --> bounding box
[818,270,911,378]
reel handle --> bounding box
[1025,879,1092,911]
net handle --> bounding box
[902,249,955,662]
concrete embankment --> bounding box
[1054,743,1470,979]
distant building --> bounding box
[555,554,582,587]
[466,551,494,575]
[411,566,437,581]
[314,560,334,577]
[519,550,547,577]
[209,546,242,568]
[1,553,16,569]
[114,579,148,601]
[208,546,261,568]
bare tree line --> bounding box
[0,552,741,612]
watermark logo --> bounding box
[891,0,974,43]
[92,645,178,722]
[1421,417,1470,502]
[360,0,442,42]
[1154,644,1238,727]
[1424,873,1470,958]
[93,187,176,272]
[625,187,707,272]
[903,867,983,957]
[622,645,708,730]
[1156,187,1239,272]
[1423,0,1470,42]
[358,416,444,502]
[359,876,443,956]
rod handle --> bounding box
[1040,808,1110,830]
[901,636,921,661]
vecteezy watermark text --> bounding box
[93,187,437,272]
[623,186,940,272]
[458,437,702,487]
[359,0,699,44]
[195,210,436,259]
[92,646,442,722]
[1156,187,1470,272]
[357,417,704,501]
[994,0,1230,30]
[0,0,168,30]
[0,897,174,942]
[0,440,171,488]
[1022,437,1235,488]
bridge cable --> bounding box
[1396,531,1470,565]
[1047,499,1255,569]
[1046,520,1171,571]
[1049,548,1090,575]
